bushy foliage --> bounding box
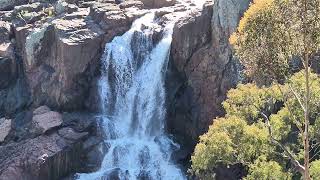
[310,160,320,179]
[191,71,320,179]
[244,156,291,180]
[191,116,271,177]
[230,0,320,84]
[230,0,290,84]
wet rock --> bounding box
[112,146,129,166]
[138,170,152,180]
[138,146,150,168]
[0,118,11,143]
[102,168,123,180]
[82,136,108,171]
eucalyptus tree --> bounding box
[192,0,320,179]
[230,0,320,178]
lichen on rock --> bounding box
[25,24,49,70]
[0,118,11,143]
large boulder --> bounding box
[0,106,102,180]
[0,128,88,180]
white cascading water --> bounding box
[76,1,208,179]
[77,13,185,180]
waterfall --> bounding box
[77,13,185,180]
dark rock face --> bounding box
[166,0,251,158]
[166,1,215,153]
[0,56,31,117]
[0,57,16,89]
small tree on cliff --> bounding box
[229,0,320,179]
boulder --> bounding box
[0,128,88,180]
[32,107,63,134]
[0,118,11,143]
[55,0,79,15]
[140,0,176,8]
[119,0,144,9]
[33,105,50,115]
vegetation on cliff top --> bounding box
[192,0,320,179]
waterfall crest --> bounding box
[77,12,185,180]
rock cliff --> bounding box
[166,0,251,158]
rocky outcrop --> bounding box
[167,0,251,157]
[0,106,102,180]
[0,128,87,180]
[0,0,155,115]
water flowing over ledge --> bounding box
[77,13,185,180]
[76,1,208,179]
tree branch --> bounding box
[288,84,306,112]
[260,111,305,174]
[274,84,304,134]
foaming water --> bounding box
[77,13,185,180]
[76,0,209,179]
